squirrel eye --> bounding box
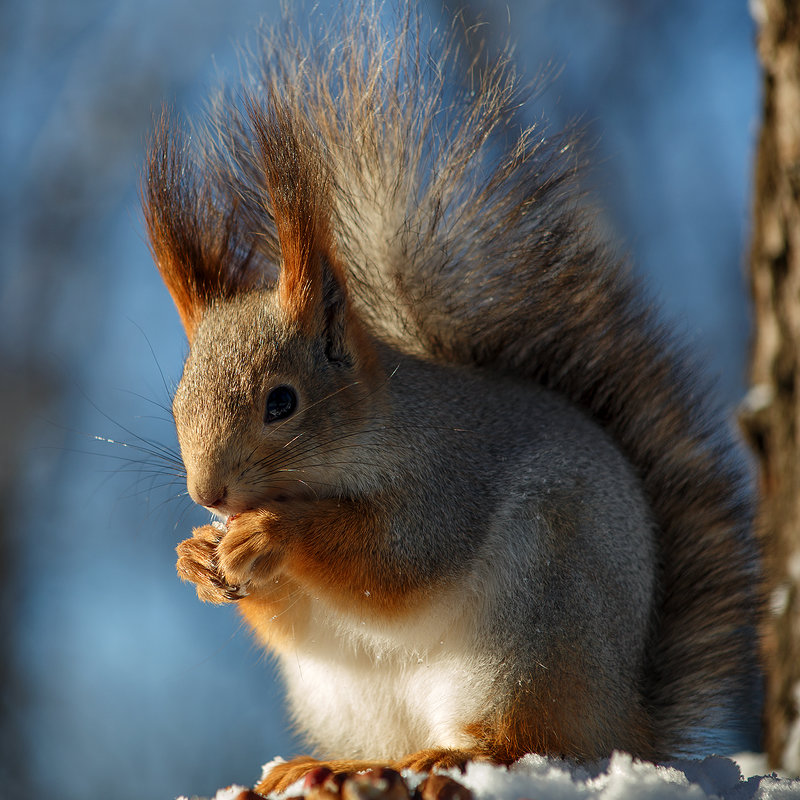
[265,385,298,423]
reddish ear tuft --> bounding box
[247,99,347,333]
[142,110,258,340]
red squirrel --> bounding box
[142,5,760,794]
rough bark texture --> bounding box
[743,0,800,773]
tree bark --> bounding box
[743,0,800,772]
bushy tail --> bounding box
[165,2,761,756]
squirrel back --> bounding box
[143,3,760,770]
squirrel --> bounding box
[142,4,760,795]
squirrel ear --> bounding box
[277,230,354,367]
[319,253,352,366]
[251,100,354,363]
[143,110,256,341]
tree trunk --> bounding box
[743,0,800,772]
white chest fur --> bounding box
[277,591,497,760]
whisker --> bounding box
[75,386,182,462]
[268,378,365,437]
[115,388,174,419]
[293,478,320,500]
[125,316,176,403]
[88,430,183,467]
[281,432,306,450]
[118,478,188,502]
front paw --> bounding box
[216,510,284,589]
[176,523,245,604]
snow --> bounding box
[783,685,800,776]
[182,787,253,800]
[181,753,800,800]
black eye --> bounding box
[265,385,298,423]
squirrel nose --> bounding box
[189,481,228,510]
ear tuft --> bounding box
[247,98,348,338]
[142,109,259,339]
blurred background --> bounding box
[0,1,758,798]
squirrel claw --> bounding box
[177,524,247,604]
[215,510,283,588]
[210,574,248,601]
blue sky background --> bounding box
[0,1,759,798]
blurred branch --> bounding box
[743,0,800,773]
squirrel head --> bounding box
[143,102,385,516]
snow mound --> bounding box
[457,752,795,799]
[186,752,800,800]
[441,753,800,800]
